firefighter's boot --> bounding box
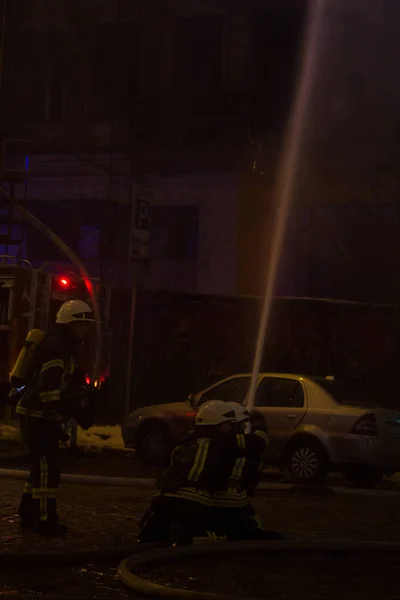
[33,521,68,537]
[17,488,34,529]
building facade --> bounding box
[0,0,398,302]
[0,0,308,295]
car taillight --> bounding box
[352,413,378,436]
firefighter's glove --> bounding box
[6,386,23,407]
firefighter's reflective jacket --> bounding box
[156,427,244,507]
[16,325,81,423]
[236,429,270,497]
[210,429,270,508]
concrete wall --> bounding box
[144,174,239,295]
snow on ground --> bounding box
[0,424,20,442]
[76,425,125,450]
[0,422,125,451]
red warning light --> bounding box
[58,276,70,289]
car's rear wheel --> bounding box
[136,422,173,466]
[344,466,383,489]
[287,439,328,483]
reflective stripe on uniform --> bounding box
[255,430,270,445]
[17,404,62,421]
[163,487,212,507]
[237,433,246,448]
[210,490,250,508]
[23,482,33,494]
[231,456,246,481]
[193,532,228,544]
[41,359,65,373]
[251,514,264,530]
[38,456,48,521]
[39,390,61,403]
[193,535,212,544]
[188,439,211,482]
[227,434,247,488]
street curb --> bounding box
[1,468,400,498]
[0,468,156,487]
[259,481,400,499]
[0,449,28,460]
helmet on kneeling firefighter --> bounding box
[227,402,252,434]
[55,299,95,342]
[227,402,268,435]
[195,399,237,433]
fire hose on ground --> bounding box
[116,540,400,600]
[2,539,400,600]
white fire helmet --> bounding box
[56,300,95,324]
[228,402,251,423]
[195,400,237,426]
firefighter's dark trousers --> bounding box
[138,496,219,545]
[18,417,61,525]
[211,503,284,541]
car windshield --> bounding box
[313,379,380,408]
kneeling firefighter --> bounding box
[138,399,239,546]
[210,402,283,541]
[11,299,98,536]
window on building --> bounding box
[0,222,24,258]
[173,16,223,95]
[150,206,199,261]
[79,226,100,259]
[253,4,307,119]
[91,20,141,120]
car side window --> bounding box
[255,378,304,408]
[199,377,251,405]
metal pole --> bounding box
[0,0,7,103]
[124,285,136,423]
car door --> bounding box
[253,376,307,462]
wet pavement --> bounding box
[1,451,400,597]
[1,564,130,598]
[140,551,400,599]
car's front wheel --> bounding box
[287,439,328,483]
[136,422,173,466]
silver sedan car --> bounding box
[122,373,400,487]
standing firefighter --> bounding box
[13,300,95,536]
